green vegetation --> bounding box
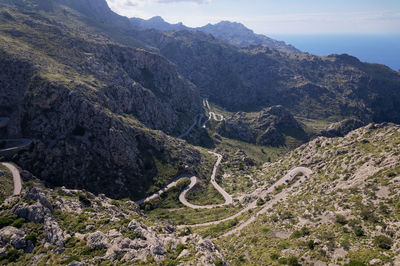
[213,133,285,164]
[0,164,13,204]
[217,125,400,265]
[78,193,91,206]
[373,235,393,250]
[186,182,224,205]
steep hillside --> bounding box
[139,30,400,123]
[0,176,225,265]
[0,0,204,199]
[217,105,308,147]
[218,123,400,265]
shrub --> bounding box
[288,256,301,266]
[78,194,91,206]
[25,233,38,245]
[291,226,310,238]
[110,200,120,207]
[12,218,25,228]
[344,260,366,266]
[278,257,287,264]
[214,260,223,266]
[353,226,364,237]
[360,205,378,223]
[374,235,393,249]
[176,243,186,254]
[0,248,20,262]
[270,253,280,260]
[0,217,13,229]
[387,171,396,178]
[335,214,347,225]
[256,198,265,206]
[306,240,315,250]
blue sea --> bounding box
[270,34,400,71]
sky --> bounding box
[106,0,400,35]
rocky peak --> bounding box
[58,0,132,29]
[218,106,308,146]
[203,20,253,33]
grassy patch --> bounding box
[185,182,224,205]
[0,164,13,204]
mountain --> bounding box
[198,21,300,54]
[136,30,400,123]
[1,0,400,265]
[217,106,308,146]
[0,0,204,199]
[130,16,188,32]
[130,16,300,54]
[218,123,400,265]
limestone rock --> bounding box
[24,187,53,212]
[44,217,65,247]
[321,118,366,138]
[86,231,109,249]
[12,202,50,223]
[0,226,26,250]
[218,105,307,146]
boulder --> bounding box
[12,202,50,223]
[86,231,109,249]
[44,217,65,247]
[24,187,53,212]
[0,226,26,250]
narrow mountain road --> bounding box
[135,175,192,205]
[0,139,32,154]
[1,162,22,195]
[178,114,201,139]
[177,167,312,229]
[202,99,224,128]
[219,167,312,238]
[178,152,232,209]
[136,151,232,209]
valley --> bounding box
[0,0,399,265]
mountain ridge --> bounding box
[130,16,301,54]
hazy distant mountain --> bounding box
[1,1,400,265]
[130,16,188,32]
[130,16,300,54]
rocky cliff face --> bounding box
[321,118,366,138]
[135,29,400,124]
[218,106,308,146]
[0,1,203,199]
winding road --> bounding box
[176,167,312,230]
[140,102,313,237]
[202,99,224,128]
[178,152,232,209]
[1,162,22,196]
[219,167,312,238]
[178,114,202,139]
[178,99,224,138]
[0,117,27,196]
[136,151,232,209]
[0,117,32,156]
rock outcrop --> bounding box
[321,118,366,137]
[12,188,65,247]
[0,1,203,199]
[0,226,26,250]
[218,105,308,146]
